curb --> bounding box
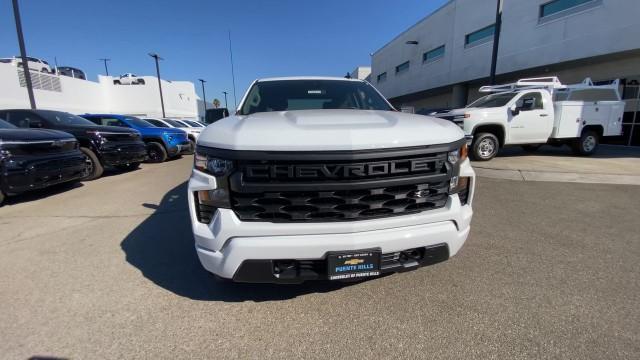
[474,167,640,186]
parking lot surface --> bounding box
[1,156,639,359]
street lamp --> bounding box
[198,78,207,111]
[148,53,166,118]
[11,0,36,109]
[98,58,111,76]
[222,91,228,109]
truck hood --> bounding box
[0,128,75,142]
[197,109,464,151]
[52,124,140,136]
[136,126,185,136]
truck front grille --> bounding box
[231,181,449,222]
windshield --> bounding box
[164,119,184,127]
[124,117,154,127]
[0,119,17,129]
[467,92,517,108]
[239,80,393,115]
[40,110,97,126]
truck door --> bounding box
[507,91,553,143]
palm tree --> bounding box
[213,98,221,108]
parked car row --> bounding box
[0,109,205,206]
[0,56,87,80]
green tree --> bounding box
[213,98,221,108]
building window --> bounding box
[539,0,600,21]
[423,45,445,63]
[465,24,495,48]
[395,61,410,75]
[377,72,387,83]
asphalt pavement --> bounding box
[0,156,638,359]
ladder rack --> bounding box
[479,77,620,95]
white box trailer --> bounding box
[438,77,625,160]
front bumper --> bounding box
[99,143,147,166]
[167,141,192,157]
[187,159,475,283]
[1,152,88,195]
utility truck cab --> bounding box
[440,77,624,160]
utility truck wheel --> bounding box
[472,133,499,161]
[573,130,599,156]
[146,142,167,163]
[521,145,541,152]
[80,147,104,180]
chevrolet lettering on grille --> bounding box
[244,158,436,180]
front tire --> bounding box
[0,191,5,207]
[146,142,167,163]
[80,147,104,180]
[572,130,599,156]
[471,133,500,161]
[186,139,196,155]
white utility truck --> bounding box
[438,77,625,160]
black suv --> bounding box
[0,119,88,206]
[0,109,147,180]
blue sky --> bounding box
[0,0,447,107]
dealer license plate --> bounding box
[327,249,381,280]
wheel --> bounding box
[471,133,500,161]
[137,79,145,85]
[115,162,141,171]
[0,191,5,207]
[80,147,104,180]
[146,142,167,163]
[521,144,541,152]
[572,130,599,156]
[113,80,121,85]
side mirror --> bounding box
[510,105,520,116]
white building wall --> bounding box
[0,63,200,119]
[372,0,640,100]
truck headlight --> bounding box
[194,153,233,177]
[447,143,468,164]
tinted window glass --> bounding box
[465,24,495,46]
[541,0,593,18]
[239,80,392,115]
[395,61,410,74]
[87,117,128,127]
[124,117,154,127]
[164,119,184,127]
[145,119,169,127]
[423,45,445,62]
[467,92,518,108]
[516,92,544,110]
[184,120,203,127]
[39,110,97,126]
[0,119,16,129]
[6,111,42,128]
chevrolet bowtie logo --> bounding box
[343,259,365,265]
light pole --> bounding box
[98,58,111,76]
[228,30,237,108]
[489,0,504,85]
[222,91,228,109]
[148,53,166,118]
[12,0,36,109]
[198,78,207,111]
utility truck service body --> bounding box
[438,77,624,160]
[189,77,475,283]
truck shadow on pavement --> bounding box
[120,181,347,302]
[496,144,640,159]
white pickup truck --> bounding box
[438,77,625,160]
[189,77,475,283]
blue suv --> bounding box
[82,114,190,162]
